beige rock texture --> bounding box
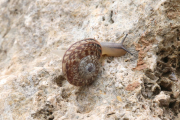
[0,0,180,120]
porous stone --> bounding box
[0,0,180,120]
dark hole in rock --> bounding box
[159,99,170,107]
[170,93,174,98]
[172,63,176,68]
[153,86,161,95]
[110,10,114,23]
[49,116,54,120]
[169,101,176,108]
[102,16,105,21]
[162,56,169,63]
[169,100,180,115]
[54,74,65,87]
[123,117,129,120]
[172,45,175,49]
[158,77,173,91]
[49,111,53,115]
[159,82,172,91]
[159,49,166,55]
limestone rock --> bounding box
[0,0,180,120]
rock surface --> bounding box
[0,0,180,120]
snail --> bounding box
[62,34,132,86]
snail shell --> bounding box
[62,34,132,86]
[62,38,102,86]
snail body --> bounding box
[62,34,132,86]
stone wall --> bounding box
[0,0,180,119]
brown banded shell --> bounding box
[62,38,102,86]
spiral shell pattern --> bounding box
[62,38,102,86]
